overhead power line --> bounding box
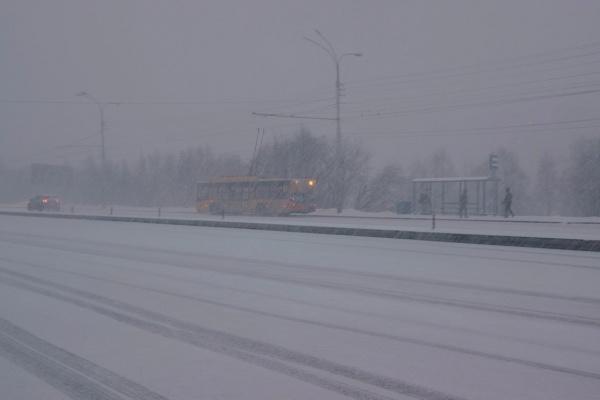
[345,117,600,137]
[346,41,600,89]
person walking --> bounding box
[459,188,468,218]
[503,187,514,218]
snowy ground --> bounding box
[1,214,599,399]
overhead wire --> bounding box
[333,42,600,127]
[335,40,600,120]
[345,41,600,89]
[340,80,600,121]
[345,117,600,137]
[6,40,600,165]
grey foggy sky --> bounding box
[2,0,600,176]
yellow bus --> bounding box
[196,176,317,216]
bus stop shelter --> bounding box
[412,176,500,216]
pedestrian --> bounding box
[459,188,468,218]
[503,187,514,218]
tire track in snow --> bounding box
[16,256,600,357]
[0,317,169,400]
[3,247,598,331]
[34,263,600,381]
[46,247,599,328]
[0,269,466,400]
[4,230,600,308]
[0,332,127,400]
[2,233,599,327]
[4,259,600,382]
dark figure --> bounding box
[459,188,468,218]
[503,187,514,218]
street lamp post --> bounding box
[77,92,106,170]
[304,30,362,214]
[77,91,110,207]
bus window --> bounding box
[197,185,210,200]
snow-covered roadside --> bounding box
[1,203,599,241]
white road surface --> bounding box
[1,214,599,399]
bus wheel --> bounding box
[209,203,222,215]
[256,204,267,216]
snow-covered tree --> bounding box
[533,153,559,216]
[354,164,408,212]
[565,137,600,216]
[429,148,456,178]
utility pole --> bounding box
[77,91,118,208]
[250,128,265,176]
[304,30,362,213]
[77,91,106,170]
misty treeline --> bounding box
[1,130,599,216]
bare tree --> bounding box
[255,129,369,210]
[333,138,371,210]
[256,128,329,180]
[354,164,408,212]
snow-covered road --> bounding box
[1,214,599,399]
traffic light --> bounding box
[489,154,498,170]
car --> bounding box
[27,195,60,212]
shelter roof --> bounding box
[412,176,498,183]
